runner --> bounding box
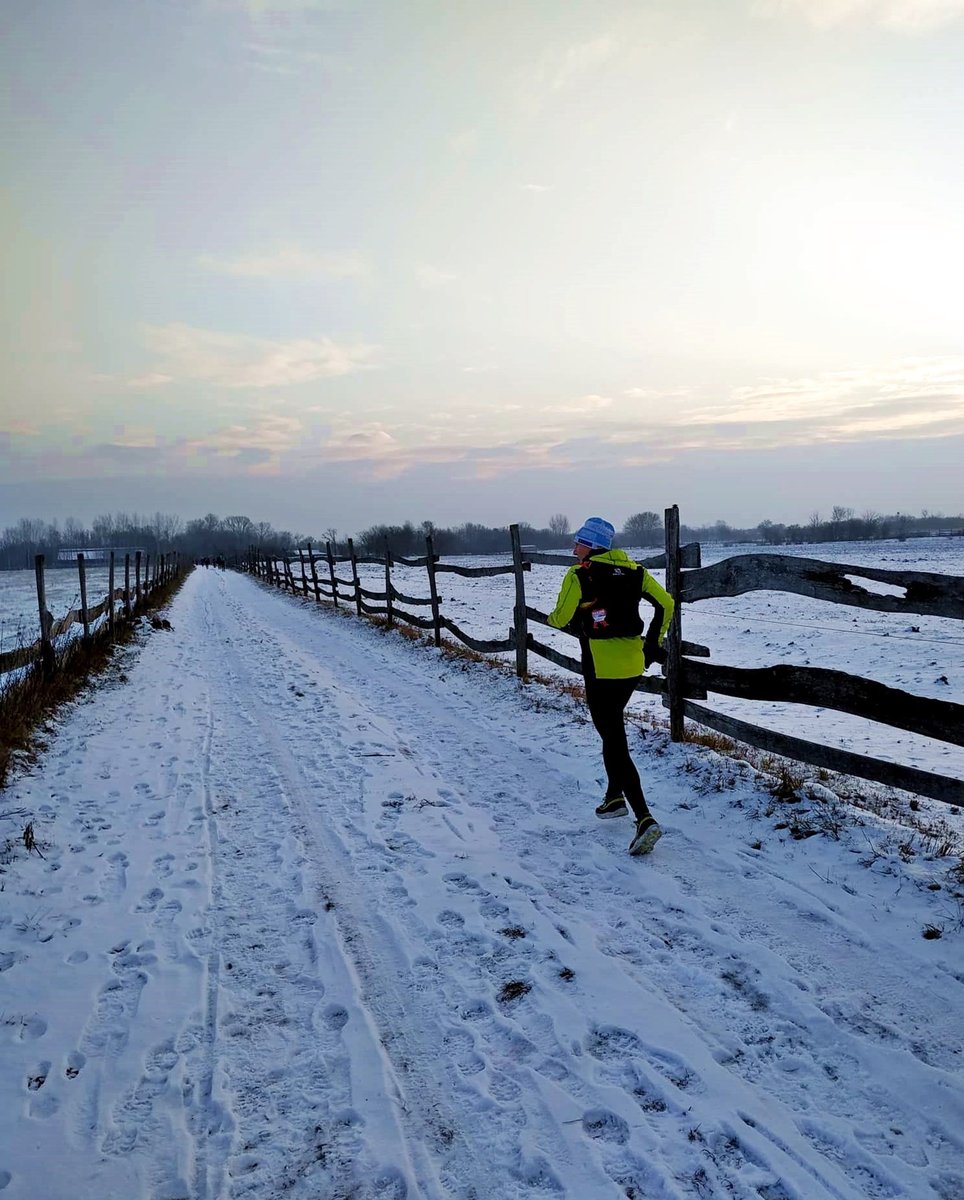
[548,516,674,855]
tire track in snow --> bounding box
[196,578,495,1198]
[191,688,229,1200]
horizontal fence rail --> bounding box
[679,701,964,808]
[681,660,964,747]
[682,554,964,619]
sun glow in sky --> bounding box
[2,0,963,534]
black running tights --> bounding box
[584,676,650,820]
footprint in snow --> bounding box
[585,1025,645,1061]
[323,1005,349,1032]
[443,873,484,894]
[134,887,164,913]
[27,1061,50,1091]
[581,1108,630,1144]
[487,1073,522,1102]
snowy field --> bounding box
[0,567,962,1199]
[0,565,116,656]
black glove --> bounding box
[644,633,667,668]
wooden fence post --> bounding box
[509,523,528,678]
[326,542,339,608]
[108,551,116,640]
[348,538,362,615]
[307,542,321,601]
[298,547,310,596]
[77,553,90,643]
[124,554,132,620]
[135,551,142,609]
[384,539,394,626]
[34,554,55,678]
[425,534,441,647]
[665,504,684,742]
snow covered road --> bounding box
[2,568,962,1200]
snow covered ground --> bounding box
[1,567,962,1200]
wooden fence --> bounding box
[0,550,186,679]
[247,511,964,808]
[245,528,702,669]
[662,507,964,807]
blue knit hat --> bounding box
[573,516,615,550]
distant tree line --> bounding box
[695,507,963,546]
[0,512,308,571]
[1,506,960,570]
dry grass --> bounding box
[0,569,191,792]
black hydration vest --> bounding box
[576,560,645,639]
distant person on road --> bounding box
[548,516,674,856]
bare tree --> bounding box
[547,513,570,538]
[149,512,184,549]
[622,511,662,545]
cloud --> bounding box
[596,359,964,463]
[208,0,348,13]
[623,387,693,401]
[449,129,479,157]
[753,0,964,30]
[109,427,161,449]
[200,245,370,282]
[518,34,620,115]
[323,424,398,460]
[415,264,459,290]
[298,358,964,484]
[540,35,618,92]
[181,413,306,475]
[1,418,40,436]
[125,373,174,389]
[688,359,964,437]
[320,421,473,479]
[140,323,377,388]
[541,393,614,415]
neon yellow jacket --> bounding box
[548,549,675,680]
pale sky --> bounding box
[3,0,963,536]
